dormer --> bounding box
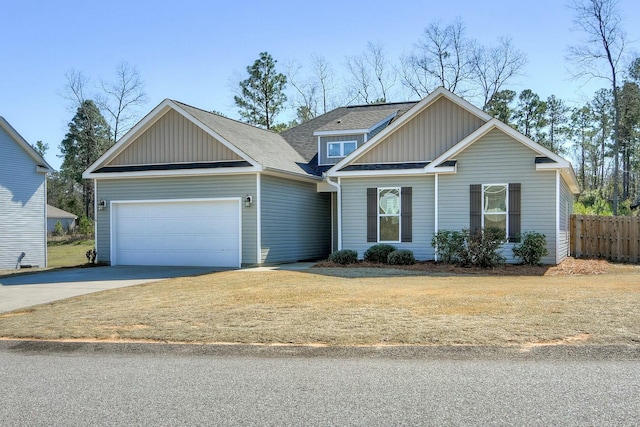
[315,109,398,166]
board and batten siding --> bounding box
[340,176,435,260]
[355,96,486,164]
[318,134,365,166]
[95,175,257,265]
[260,174,331,263]
[0,126,47,269]
[437,128,558,264]
[108,109,242,166]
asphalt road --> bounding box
[1,342,639,426]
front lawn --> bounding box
[1,262,638,347]
[47,239,94,268]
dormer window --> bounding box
[327,141,357,158]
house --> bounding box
[47,204,77,234]
[83,88,579,267]
[0,117,53,269]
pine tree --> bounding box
[59,100,111,218]
[234,52,287,130]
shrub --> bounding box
[78,215,94,237]
[364,244,397,263]
[458,228,506,268]
[431,230,465,263]
[387,249,415,265]
[328,249,358,265]
[512,232,548,265]
[53,220,65,236]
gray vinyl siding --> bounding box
[319,134,365,166]
[437,129,558,264]
[340,176,435,260]
[260,174,331,263]
[558,176,574,262]
[108,109,242,166]
[0,127,47,269]
[95,174,257,265]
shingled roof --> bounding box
[280,101,418,162]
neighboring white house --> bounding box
[47,204,77,234]
[0,117,53,269]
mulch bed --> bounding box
[313,257,611,276]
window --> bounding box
[378,188,400,242]
[327,141,357,158]
[470,183,520,242]
[368,187,412,243]
[483,184,507,236]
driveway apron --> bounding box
[0,266,220,313]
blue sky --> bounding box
[1,0,639,170]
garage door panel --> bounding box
[112,200,240,267]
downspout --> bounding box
[434,174,439,262]
[556,170,561,265]
[324,175,342,250]
[256,173,262,264]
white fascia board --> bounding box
[328,87,491,175]
[313,129,368,136]
[84,100,175,175]
[84,99,260,175]
[329,169,425,178]
[85,166,261,180]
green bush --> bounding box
[512,232,548,265]
[53,220,65,236]
[458,228,506,268]
[431,230,465,263]
[77,215,94,237]
[364,244,397,263]
[387,249,416,265]
[328,249,358,265]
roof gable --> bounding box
[84,100,311,179]
[328,87,491,174]
[106,109,243,166]
[0,117,52,172]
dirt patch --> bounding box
[520,333,591,352]
[313,257,612,276]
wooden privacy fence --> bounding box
[571,215,640,263]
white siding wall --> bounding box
[438,129,558,264]
[96,174,257,265]
[340,176,435,260]
[260,175,331,263]
[0,127,47,269]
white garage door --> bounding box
[112,199,240,267]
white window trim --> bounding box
[378,187,401,243]
[481,183,508,239]
[327,140,358,158]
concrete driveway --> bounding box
[0,266,220,313]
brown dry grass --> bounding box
[0,259,638,348]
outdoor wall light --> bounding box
[98,200,107,210]
[245,195,253,207]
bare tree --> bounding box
[311,55,337,113]
[346,41,396,104]
[403,19,473,97]
[284,59,318,123]
[97,62,148,141]
[472,37,527,110]
[568,0,626,213]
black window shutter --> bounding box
[508,183,521,242]
[367,188,377,242]
[401,187,412,242]
[470,184,482,232]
